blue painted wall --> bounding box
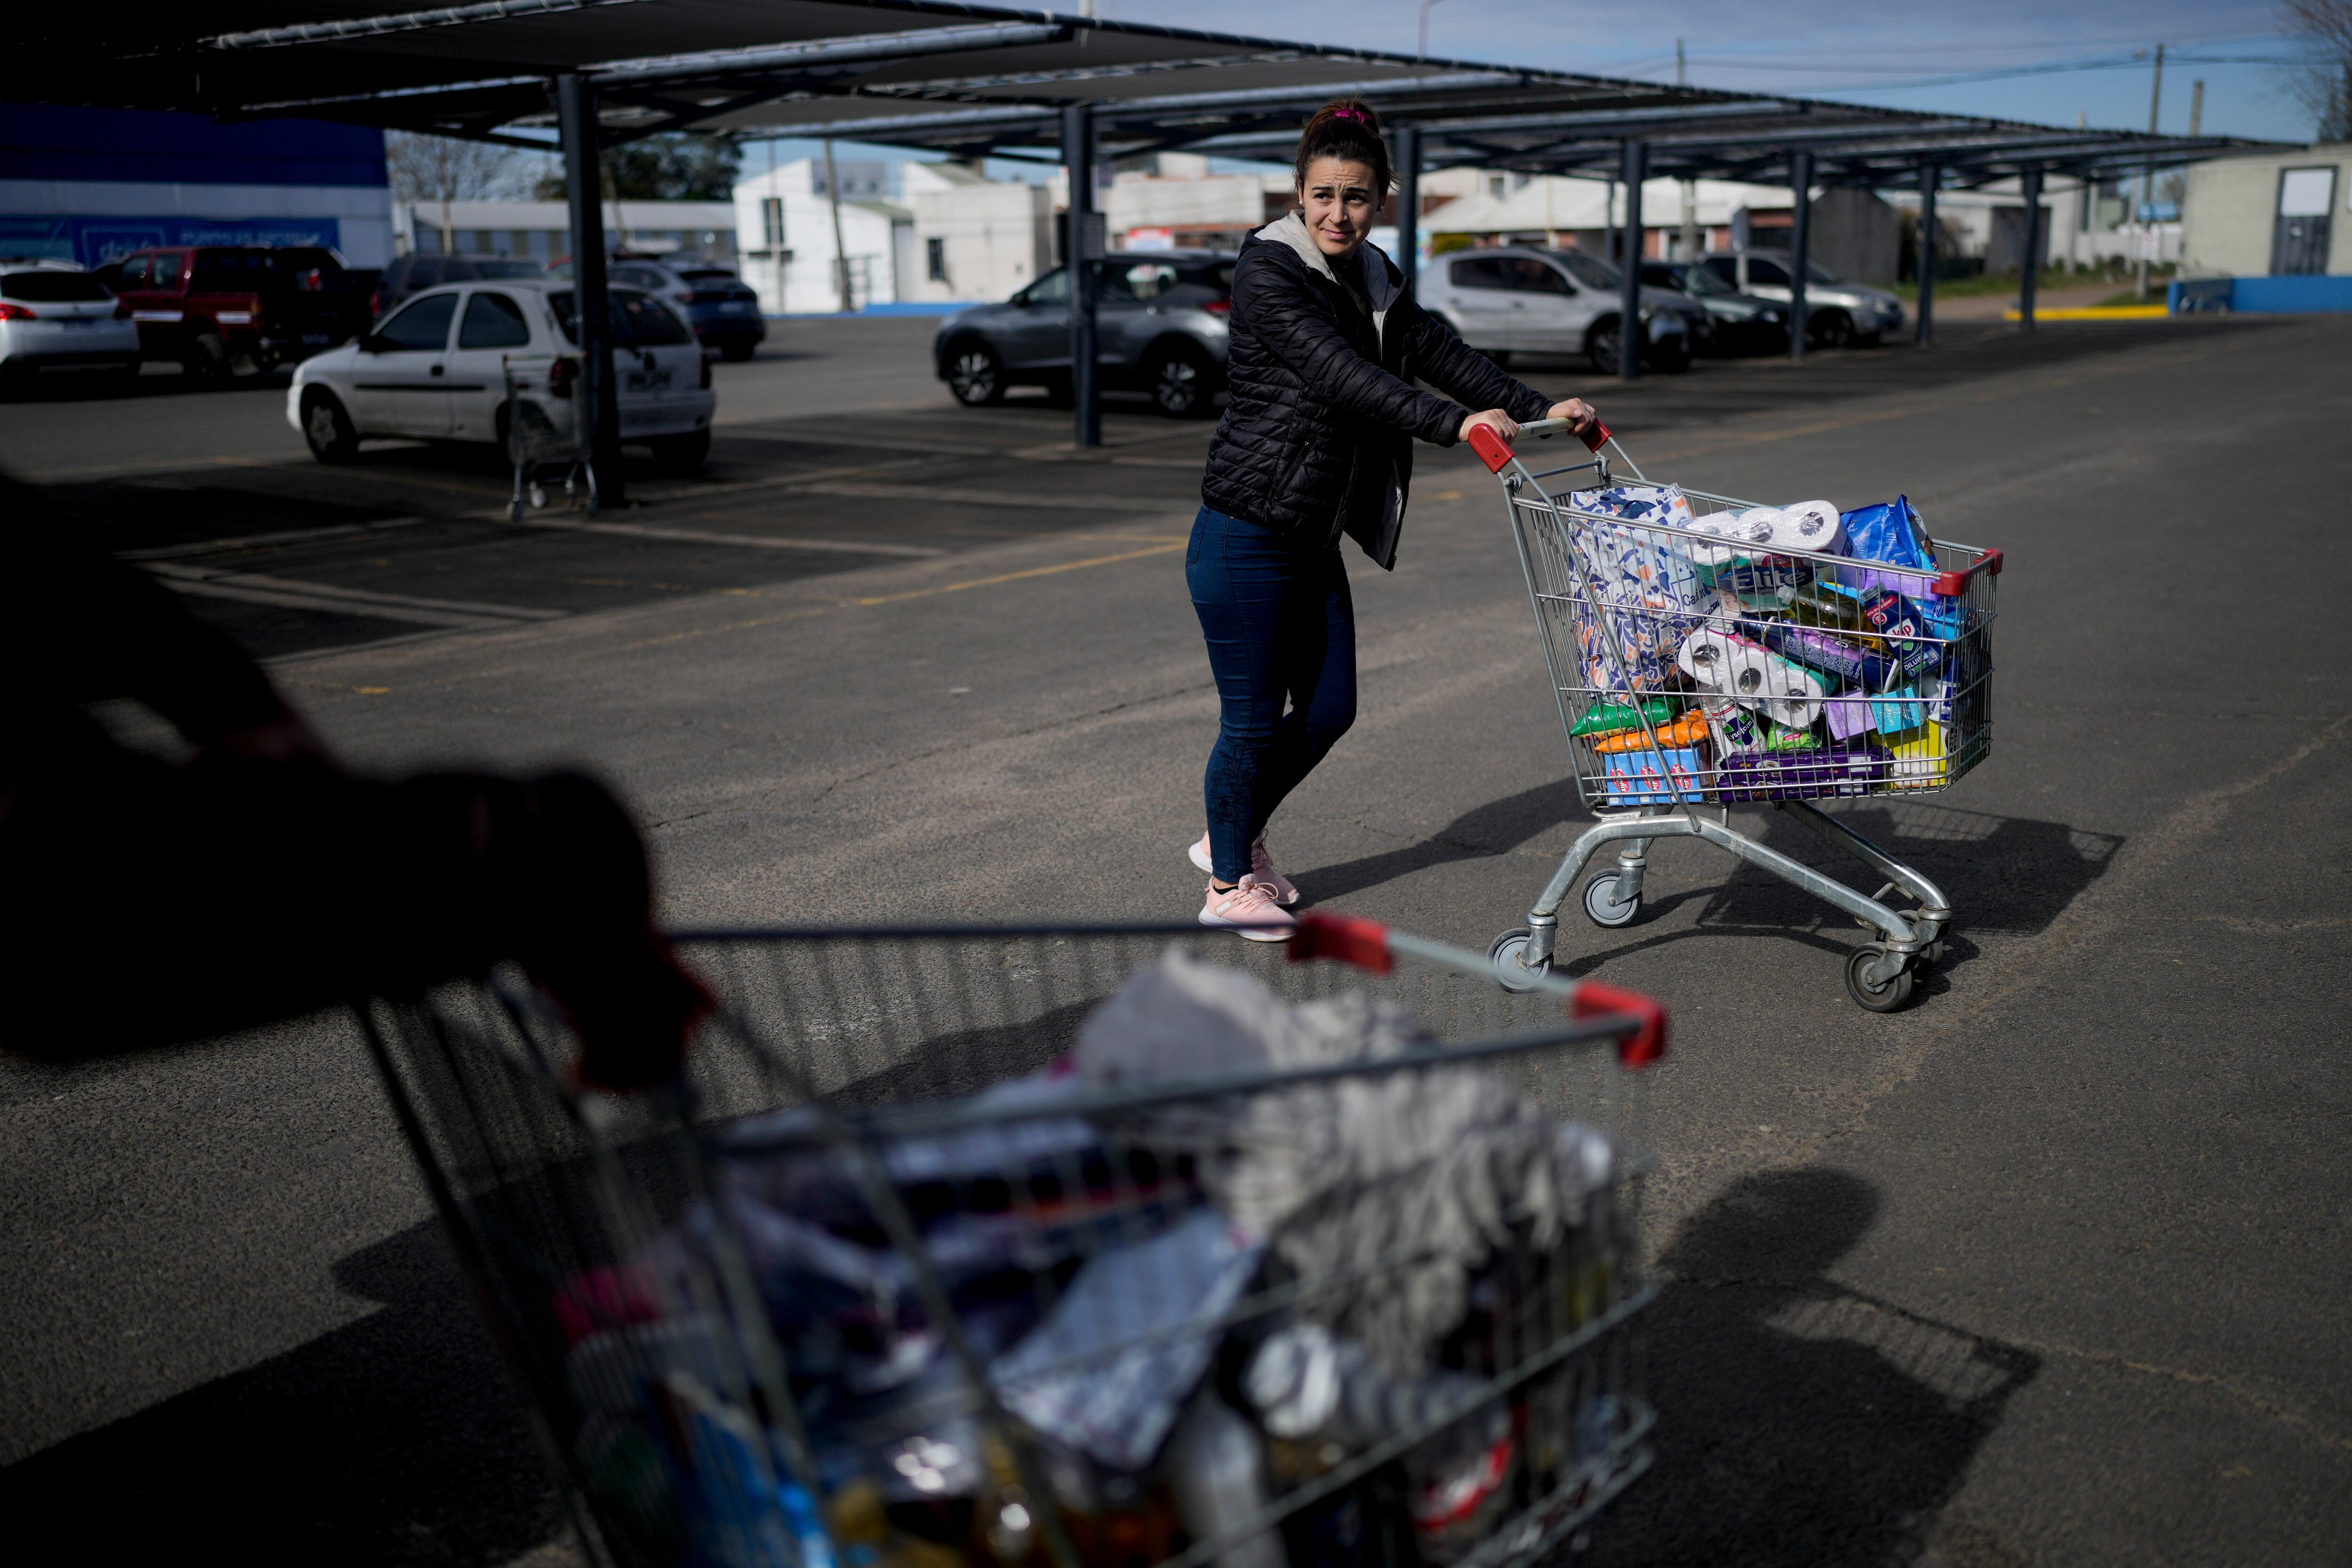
[2170,275,2352,314]
[0,103,387,188]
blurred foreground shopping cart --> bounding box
[359,915,1668,1568]
[1468,419,2002,1011]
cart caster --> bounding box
[1489,928,1551,993]
[508,499,524,522]
[529,483,548,510]
[1844,943,1915,1012]
[1584,872,1640,929]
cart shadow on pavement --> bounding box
[1585,1168,2040,1568]
[0,1221,565,1566]
[1290,784,2123,993]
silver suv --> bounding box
[934,252,1234,417]
[1415,246,1705,374]
[1699,250,1904,347]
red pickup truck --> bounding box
[101,245,376,381]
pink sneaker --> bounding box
[1199,877,1296,942]
[1188,832,1300,907]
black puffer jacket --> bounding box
[1201,213,1554,568]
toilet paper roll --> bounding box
[1676,628,1828,730]
[1769,500,1846,555]
[1679,506,1781,566]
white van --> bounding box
[287,279,714,470]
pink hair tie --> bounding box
[1331,107,1370,125]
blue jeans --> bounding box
[1186,506,1357,884]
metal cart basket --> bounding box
[360,915,1667,1568]
[1467,420,2003,1012]
[504,353,596,521]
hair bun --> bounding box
[1294,98,1394,194]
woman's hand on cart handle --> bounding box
[1544,398,1601,443]
[1459,408,1520,445]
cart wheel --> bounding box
[1489,928,1550,993]
[529,483,547,509]
[508,498,524,522]
[1844,944,1915,1012]
[1583,872,1640,929]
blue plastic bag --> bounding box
[1840,496,1934,572]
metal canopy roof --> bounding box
[33,0,2283,185]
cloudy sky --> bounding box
[1092,0,2314,142]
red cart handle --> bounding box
[1931,547,2003,599]
[1468,417,1611,475]
[1573,979,1668,1067]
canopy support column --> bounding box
[1915,161,1939,346]
[557,72,622,509]
[2018,163,2044,331]
[1063,102,1100,449]
[1788,149,1812,362]
[1394,123,1422,295]
[1618,138,1645,382]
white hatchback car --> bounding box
[0,262,143,383]
[287,279,714,470]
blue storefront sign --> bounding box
[0,214,344,267]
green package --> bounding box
[1763,722,1822,753]
[1570,697,1676,738]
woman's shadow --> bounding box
[1589,1168,2039,1567]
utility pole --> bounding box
[2190,79,2204,136]
[1418,0,1450,59]
[823,139,852,313]
[2137,43,2164,302]
[1675,39,1698,260]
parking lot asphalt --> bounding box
[2,314,2347,1565]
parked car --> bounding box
[0,262,142,384]
[105,245,375,380]
[1698,250,1904,347]
[1639,260,1791,355]
[935,252,1235,416]
[287,279,714,471]
[372,253,548,320]
[1418,246,1701,374]
[604,256,766,361]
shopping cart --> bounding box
[1467,419,2002,1012]
[504,353,597,521]
[359,915,1668,1568]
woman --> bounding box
[1187,99,1600,938]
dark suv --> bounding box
[934,253,1235,417]
[372,253,548,321]
[604,257,766,361]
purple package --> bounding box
[1823,696,1873,742]
[1719,744,1891,803]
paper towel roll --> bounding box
[1676,628,1828,729]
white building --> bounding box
[900,160,1054,304]
[733,158,907,313]
[2178,143,2352,278]
[393,199,738,263]
[1423,175,1794,261]
[1104,153,1287,251]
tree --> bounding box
[2283,0,2352,141]
[387,132,536,252]
[530,134,741,201]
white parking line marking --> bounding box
[145,562,566,626]
[795,481,1183,513]
[504,516,944,557]
[120,517,434,561]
